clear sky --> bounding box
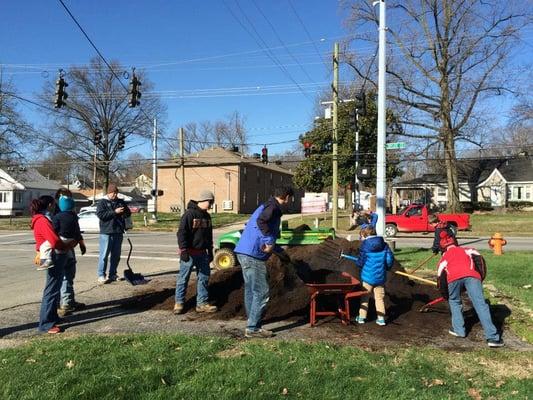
[1,0,531,161]
[1,0,352,158]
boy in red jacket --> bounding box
[437,243,503,347]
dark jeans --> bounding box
[38,253,67,331]
[60,251,77,307]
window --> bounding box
[256,193,260,205]
[14,191,22,203]
[243,166,247,181]
[526,186,531,200]
[243,191,246,205]
[256,170,260,184]
[437,186,446,197]
[512,186,523,200]
[0,192,7,203]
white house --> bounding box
[0,167,62,216]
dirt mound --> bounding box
[131,238,443,321]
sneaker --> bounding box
[47,325,62,334]
[196,303,218,313]
[245,328,274,338]
[487,339,505,348]
[355,316,366,324]
[448,330,465,338]
[173,303,184,315]
[57,305,74,317]
[376,317,386,326]
[108,275,120,282]
[97,276,110,285]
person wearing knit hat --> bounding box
[95,183,131,284]
[174,189,217,315]
[52,194,86,317]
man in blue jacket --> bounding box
[235,186,294,338]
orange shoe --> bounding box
[47,325,62,334]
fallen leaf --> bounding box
[281,388,289,396]
[161,377,167,385]
[467,388,481,400]
[427,378,445,387]
[66,360,75,369]
[495,380,505,388]
[25,358,36,363]
[511,391,519,395]
[175,347,182,351]
[258,380,265,385]
[522,285,531,289]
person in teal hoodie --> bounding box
[234,186,294,338]
[349,226,394,326]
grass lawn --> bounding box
[394,248,533,343]
[1,334,531,400]
[0,213,248,232]
[130,212,248,231]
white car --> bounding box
[79,205,97,213]
[78,210,100,233]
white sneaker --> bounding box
[97,276,110,285]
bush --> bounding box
[508,201,533,210]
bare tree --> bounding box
[343,0,530,211]
[40,57,165,191]
[163,111,248,158]
[0,73,33,162]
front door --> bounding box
[490,186,503,207]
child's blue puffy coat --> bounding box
[356,235,394,285]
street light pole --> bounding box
[151,118,158,221]
[376,0,387,236]
[332,42,339,230]
[92,142,97,205]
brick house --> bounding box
[157,147,302,214]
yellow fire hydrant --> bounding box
[488,232,507,255]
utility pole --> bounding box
[355,110,360,210]
[376,0,387,236]
[180,127,186,216]
[151,118,158,221]
[332,42,339,231]
[92,143,97,205]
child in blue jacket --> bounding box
[355,226,394,325]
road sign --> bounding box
[386,142,406,150]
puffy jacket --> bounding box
[53,211,82,241]
[177,200,213,254]
[437,245,482,284]
[31,213,69,251]
[360,212,378,230]
[356,235,394,286]
[96,196,131,234]
[235,197,282,261]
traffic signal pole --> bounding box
[151,118,158,221]
[92,142,97,205]
[332,42,339,231]
[180,127,186,216]
[376,0,387,236]
[355,110,360,210]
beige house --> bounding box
[157,147,302,214]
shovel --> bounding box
[409,253,438,275]
[122,232,148,285]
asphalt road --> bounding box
[0,229,531,310]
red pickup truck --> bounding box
[385,204,470,237]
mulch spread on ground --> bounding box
[124,237,508,345]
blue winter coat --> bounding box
[356,235,394,286]
[235,197,282,261]
[360,212,378,230]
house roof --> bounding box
[0,167,62,190]
[395,155,533,187]
[158,147,294,175]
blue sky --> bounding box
[1,0,351,157]
[1,1,531,161]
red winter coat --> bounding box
[437,245,482,284]
[31,213,69,251]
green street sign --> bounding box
[386,142,406,150]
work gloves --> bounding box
[180,250,190,262]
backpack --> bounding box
[471,253,487,281]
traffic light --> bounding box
[117,132,125,150]
[355,92,366,116]
[261,146,268,164]
[93,128,102,145]
[150,189,164,196]
[304,141,311,158]
[128,72,141,108]
[54,74,68,109]
[349,109,358,132]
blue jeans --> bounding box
[97,233,123,279]
[236,254,270,331]
[60,251,76,307]
[448,277,499,341]
[175,253,210,305]
[38,253,66,331]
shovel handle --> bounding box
[409,253,437,274]
[395,271,438,286]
